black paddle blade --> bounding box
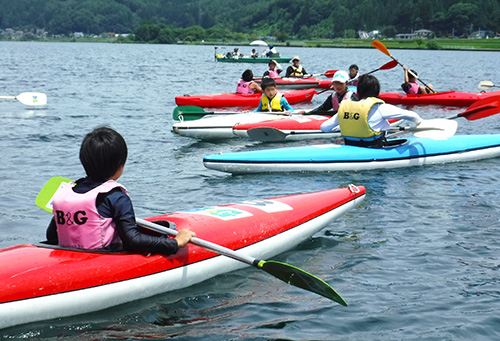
[258,260,347,306]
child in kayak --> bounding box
[46,127,196,253]
[254,78,293,112]
[321,74,423,148]
[303,70,357,115]
[402,65,434,94]
[236,69,262,95]
[348,64,360,86]
[262,60,283,78]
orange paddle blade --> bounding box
[372,40,391,57]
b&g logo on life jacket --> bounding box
[343,112,360,120]
[55,210,88,226]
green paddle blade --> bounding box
[35,176,73,213]
[258,260,347,306]
[172,106,209,121]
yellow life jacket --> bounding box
[289,65,304,77]
[338,97,385,139]
[261,93,284,112]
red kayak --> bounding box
[378,90,500,107]
[175,88,315,107]
[0,186,365,329]
[253,77,332,90]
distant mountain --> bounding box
[0,0,498,39]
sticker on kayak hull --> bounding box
[186,207,253,220]
[239,200,293,213]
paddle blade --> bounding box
[172,106,209,121]
[17,92,47,106]
[413,119,458,138]
[259,260,347,306]
[324,69,338,78]
[247,127,288,142]
[458,95,500,121]
[372,40,391,57]
[379,60,398,70]
[478,81,495,90]
[35,176,73,213]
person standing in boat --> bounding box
[266,44,279,57]
[46,127,196,254]
[285,56,307,78]
[402,65,434,94]
[254,77,293,112]
[302,70,357,115]
[348,64,360,86]
[321,74,423,148]
[262,60,283,78]
[236,69,262,95]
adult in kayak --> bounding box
[46,127,196,254]
[262,59,283,78]
[402,65,434,94]
[321,74,423,148]
[236,69,263,95]
[254,77,294,112]
[302,70,357,115]
[285,56,307,78]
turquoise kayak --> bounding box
[203,135,500,174]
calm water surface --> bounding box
[1,42,500,340]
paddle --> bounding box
[36,176,348,306]
[365,60,399,75]
[0,92,47,106]
[315,61,398,95]
[247,119,457,142]
[478,81,498,90]
[173,106,308,121]
[448,94,500,121]
[372,40,435,93]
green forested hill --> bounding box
[0,0,499,39]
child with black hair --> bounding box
[402,65,434,94]
[236,69,262,94]
[46,126,195,253]
[348,64,360,86]
[254,78,293,112]
[321,74,423,148]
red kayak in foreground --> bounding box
[0,186,365,330]
[378,90,500,107]
[175,88,315,107]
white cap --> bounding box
[292,56,300,61]
[332,70,349,83]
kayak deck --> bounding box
[0,187,365,329]
[203,135,500,173]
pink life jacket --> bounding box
[52,180,127,249]
[403,82,420,95]
[236,79,256,95]
[267,70,279,78]
[331,90,355,111]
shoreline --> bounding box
[2,38,499,52]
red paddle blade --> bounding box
[379,60,398,70]
[459,95,500,120]
[324,69,338,78]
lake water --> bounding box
[1,41,500,339]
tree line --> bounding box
[0,0,498,41]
